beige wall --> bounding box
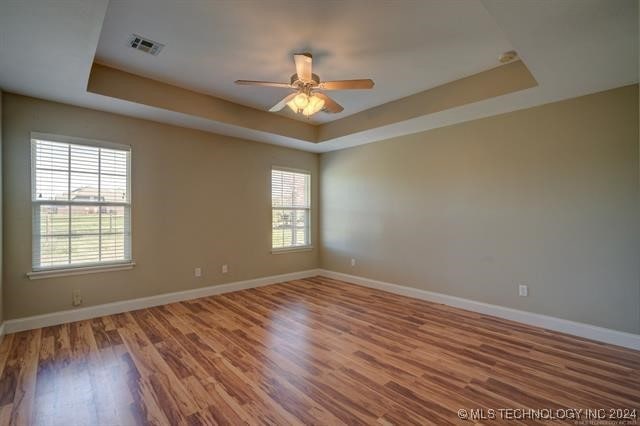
[0,89,3,324]
[3,86,639,334]
[320,85,640,334]
[2,93,319,319]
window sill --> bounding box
[27,261,136,280]
[271,246,314,254]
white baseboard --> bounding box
[3,269,321,334]
[6,268,638,351]
[318,269,640,351]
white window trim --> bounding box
[26,261,136,280]
[271,246,313,254]
[31,132,132,151]
[271,166,312,253]
[29,132,134,275]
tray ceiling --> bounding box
[0,0,636,153]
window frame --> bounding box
[28,132,134,277]
[270,166,312,253]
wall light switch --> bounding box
[222,264,228,274]
[518,284,528,297]
[350,258,356,267]
[194,267,202,277]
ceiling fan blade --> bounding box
[235,80,292,88]
[293,53,313,82]
[319,79,375,90]
[269,92,297,112]
[314,92,343,113]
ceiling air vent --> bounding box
[128,34,164,56]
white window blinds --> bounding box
[271,168,311,249]
[31,136,131,270]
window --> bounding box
[271,168,311,250]
[31,134,131,271]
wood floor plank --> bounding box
[0,277,638,425]
[0,335,14,375]
[0,404,13,426]
[9,329,41,426]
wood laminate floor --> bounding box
[0,277,638,425]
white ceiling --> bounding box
[0,0,637,152]
[95,0,514,123]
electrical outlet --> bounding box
[72,290,83,307]
[518,284,528,297]
[194,267,202,277]
[350,258,356,267]
[221,264,228,274]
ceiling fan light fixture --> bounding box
[301,94,325,117]
[286,99,298,112]
[302,104,318,117]
[293,93,309,109]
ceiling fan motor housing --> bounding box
[291,73,320,87]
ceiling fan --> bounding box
[235,53,374,118]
